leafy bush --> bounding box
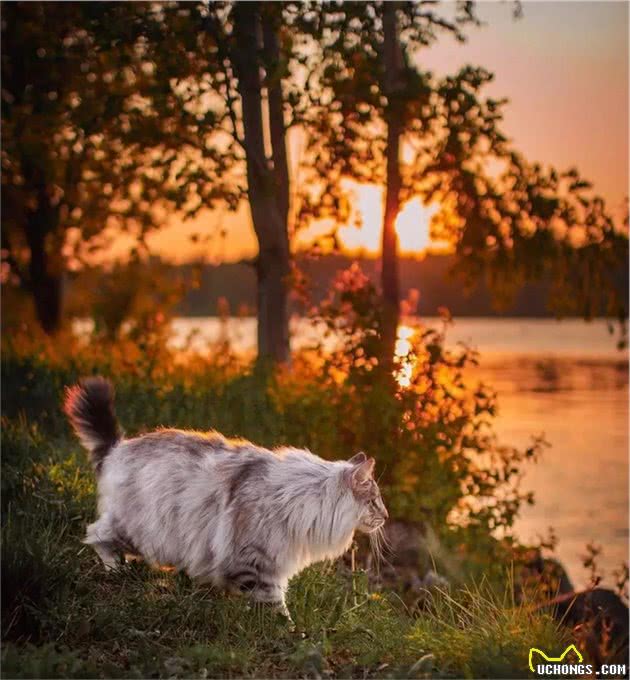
[300,264,544,535]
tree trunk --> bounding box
[262,11,290,230]
[380,2,405,366]
[233,2,290,364]
[25,184,63,334]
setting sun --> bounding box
[337,182,449,256]
[292,179,450,258]
[395,198,443,254]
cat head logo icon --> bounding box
[528,644,583,672]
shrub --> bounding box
[299,264,544,537]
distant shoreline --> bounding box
[173,253,629,319]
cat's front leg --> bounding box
[251,584,294,628]
[272,595,293,625]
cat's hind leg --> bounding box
[84,513,120,570]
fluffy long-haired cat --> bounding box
[64,377,388,620]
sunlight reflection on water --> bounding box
[394,324,416,388]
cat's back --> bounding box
[107,428,259,473]
[98,427,274,519]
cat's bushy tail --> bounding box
[64,377,121,473]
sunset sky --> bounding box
[127,1,629,264]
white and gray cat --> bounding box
[64,377,388,621]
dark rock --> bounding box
[523,554,575,596]
[346,520,451,600]
[557,588,629,668]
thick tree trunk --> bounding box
[233,2,290,364]
[380,2,406,367]
[25,186,63,335]
[256,246,289,362]
[262,12,290,230]
[234,2,290,363]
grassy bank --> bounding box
[2,349,570,678]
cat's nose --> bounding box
[382,507,389,520]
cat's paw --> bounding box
[269,602,297,631]
[280,615,306,637]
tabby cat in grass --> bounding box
[64,377,388,622]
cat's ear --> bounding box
[347,456,375,491]
[348,452,367,466]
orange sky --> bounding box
[107,1,629,264]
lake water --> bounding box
[171,316,628,589]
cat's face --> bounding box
[346,453,388,533]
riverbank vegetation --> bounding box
[7,269,624,678]
[3,323,572,679]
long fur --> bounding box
[64,377,121,473]
[64,377,388,617]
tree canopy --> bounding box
[2,1,627,349]
[1,2,236,331]
[297,1,628,336]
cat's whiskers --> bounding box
[369,526,384,572]
[369,524,394,577]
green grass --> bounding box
[1,357,571,678]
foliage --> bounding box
[2,5,146,283]
[303,263,544,537]
[3,1,626,352]
[297,2,628,336]
[1,2,237,331]
[67,254,199,342]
